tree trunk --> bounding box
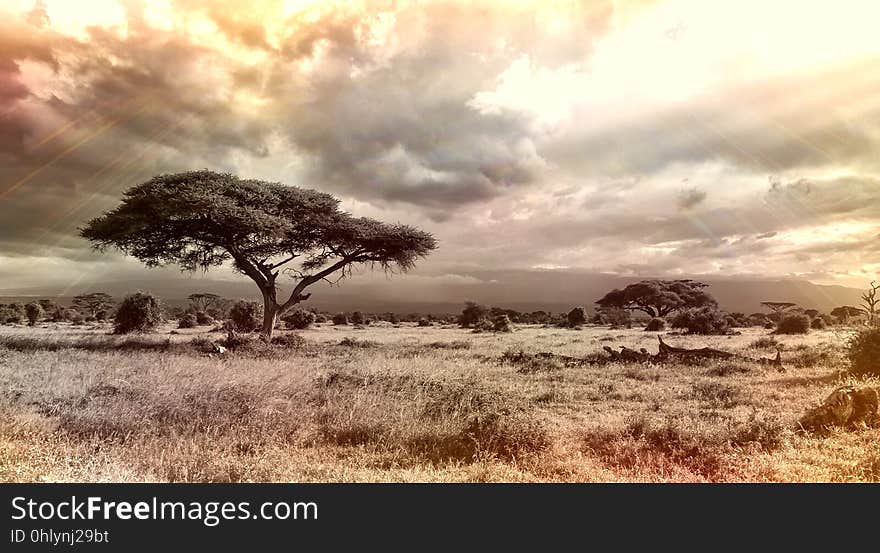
[261,294,278,341]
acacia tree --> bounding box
[80,171,437,339]
[831,305,866,324]
[72,292,115,319]
[187,293,222,313]
[762,301,798,313]
[595,279,717,318]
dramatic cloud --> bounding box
[1,0,879,295]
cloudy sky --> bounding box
[1,0,879,296]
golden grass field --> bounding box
[1,321,878,482]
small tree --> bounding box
[114,292,163,334]
[24,302,43,326]
[80,171,436,340]
[566,307,587,328]
[332,313,349,325]
[860,281,879,325]
[229,300,262,332]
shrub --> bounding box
[94,309,110,321]
[195,311,214,325]
[810,317,827,330]
[847,327,880,377]
[774,314,810,335]
[24,302,43,326]
[598,307,632,328]
[417,318,432,327]
[271,333,307,349]
[644,317,666,331]
[49,307,67,322]
[750,337,779,349]
[493,314,513,332]
[350,311,367,325]
[314,313,328,323]
[68,310,85,325]
[114,292,163,334]
[671,307,731,335]
[177,313,198,329]
[0,306,23,324]
[332,313,349,325]
[459,301,489,328]
[471,318,495,333]
[229,300,262,332]
[567,306,587,328]
[282,308,316,330]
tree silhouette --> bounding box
[595,279,716,318]
[860,281,879,325]
[187,293,222,313]
[72,292,115,318]
[80,171,437,339]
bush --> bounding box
[847,327,880,377]
[177,313,198,329]
[567,306,587,328]
[775,314,810,335]
[471,318,495,333]
[810,317,827,330]
[195,311,214,325]
[417,318,432,327]
[0,306,23,324]
[332,313,349,325]
[493,314,513,332]
[24,302,43,326]
[282,308,316,330]
[68,310,85,325]
[644,317,666,331]
[314,313,328,324]
[671,307,731,335]
[94,309,110,321]
[350,311,368,325]
[598,307,632,328]
[229,300,262,332]
[114,292,163,334]
[459,301,489,328]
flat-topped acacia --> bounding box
[80,170,437,338]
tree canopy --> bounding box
[72,292,115,318]
[80,171,437,338]
[595,279,717,318]
[760,302,798,313]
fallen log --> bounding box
[601,336,784,371]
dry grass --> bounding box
[1,322,877,482]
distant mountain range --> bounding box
[0,268,868,315]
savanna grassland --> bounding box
[1,322,878,482]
